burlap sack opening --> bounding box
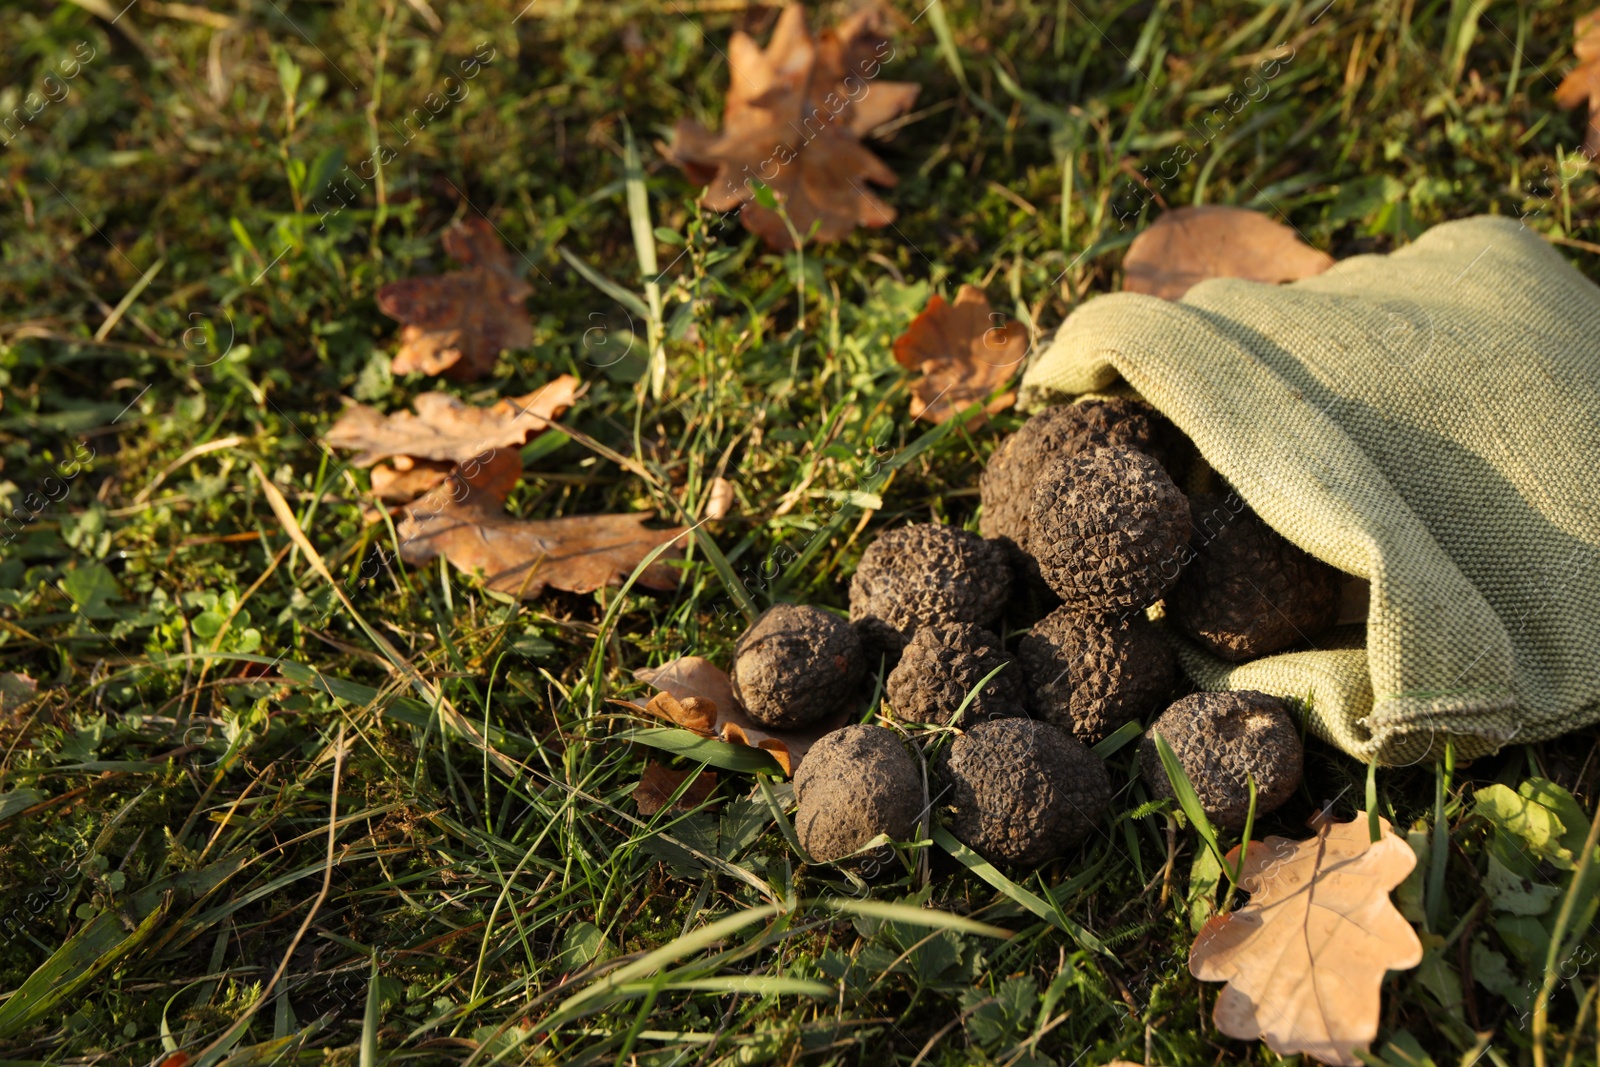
[1019,216,1600,766]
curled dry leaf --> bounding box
[1188,814,1423,1067]
[396,484,686,599]
[663,3,920,248]
[324,375,581,467]
[1556,10,1600,157]
[377,215,535,380]
[1122,206,1334,301]
[633,761,718,817]
[892,284,1024,424]
[634,656,850,775]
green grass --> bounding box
[2,0,1600,1063]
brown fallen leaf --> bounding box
[324,375,581,468]
[633,656,851,775]
[377,216,535,380]
[1556,10,1600,158]
[663,4,920,249]
[396,485,686,599]
[1122,206,1334,301]
[1188,814,1423,1066]
[633,761,719,816]
[892,285,1024,424]
[369,448,524,506]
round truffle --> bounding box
[937,718,1111,868]
[794,724,923,863]
[1169,494,1342,662]
[1138,690,1303,831]
[886,623,1028,728]
[1016,607,1176,743]
[732,604,865,729]
[848,524,1012,657]
[1029,447,1191,612]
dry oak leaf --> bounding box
[1556,9,1600,158]
[1123,206,1334,301]
[324,375,581,468]
[369,448,524,506]
[633,656,850,775]
[396,485,686,599]
[663,3,919,249]
[633,761,719,816]
[892,284,1024,424]
[1188,814,1423,1067]
[377,215,535,380]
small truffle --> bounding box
[886,623,1027,728]
[732,604,864,729]
[794,724,923,863]
[937,718,1111,868]
[1169,494,1342,662]
[1016,607,1175,743]
[979,399,1184,570]
[1139,690,1303,831]
[849,524,1012,657]
[1029,447,1191,612]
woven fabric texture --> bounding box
[1020,216,1600,765]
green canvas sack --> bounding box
[1019,216,1600,765]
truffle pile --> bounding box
[697,396,1338,872]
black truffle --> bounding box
[1169,494,1342,662]
[848,523,1011,657]
[1029,447,1191,612]
[794,724,923,863]
[885,623,1027,728]
[937,718,1111,868]
[1016,607,1176,743]
[732,604,864,729]
[979,399,1182,564]
[1139,690,1303,831]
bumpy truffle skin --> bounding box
[848,524,1012,657]
[1029,447,1191,612]
[732,604,865,729]
[937,718,1111,868]
[1138,690,1303,831]
[1169,494,1342,662]
[980,400,1177,577]
[794,724,923,863]
[886,624,1027,728]
[1017,607,1176,743]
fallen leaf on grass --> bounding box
[663,4,920,248]
[892,284,1024,424]
[1122,206,1334,300]
[633,656,850,775]
[1556,10,1600,157]
[704,476,736,520]
[1188,813,1422,1066]
[633,761,719,816]
[369,448,524,505]
[324,375,581,467]
[396,485,685,599]
[377,216,535,380]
